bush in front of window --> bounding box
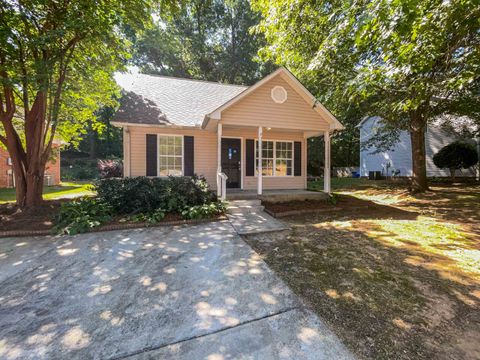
[95,175,217,215]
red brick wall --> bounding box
[0,147,61,188]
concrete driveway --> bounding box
[0,221,353,360]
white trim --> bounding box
[112,121,200,130]
[324,131,331,193]
[202,67,344,130]
[258,127,263,195]
[254,139,295,178]
[271,85,287,103]
[157,134,184,177]
[221,136,244,190]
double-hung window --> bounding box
[158,135,183,176]
[255,140,293,176]
[275,141,293,176]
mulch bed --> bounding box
[0,200,226,237]
[0,200,64,232]
[263,195,373,217]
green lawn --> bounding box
[0,181,94,203]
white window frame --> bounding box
[157,134,184,177]
[255,139,294,177]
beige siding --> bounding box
[128,126,217,186]
[222,128,306,190]
[127,125,307,191]
[220,75,330,131]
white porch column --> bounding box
[324,131,331,193]
[258,126,263,195]
[217,123,222,195]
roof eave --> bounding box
[111,121,201,129]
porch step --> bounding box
[227,200,264,214]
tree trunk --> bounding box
[409,114,429,193]
[25,169,45,206]
[449,168,456,181]
[8,147,46,207]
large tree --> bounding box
[133,0,274,85]
[252,0,480,192]
[0,0,156,207]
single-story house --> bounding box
[358,116,478,178]
[112,67,343,198]
[0,147,61,188]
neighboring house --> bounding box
[358,116,477,177]
[0,147,61,188]
[112,67,343,197]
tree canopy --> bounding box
[433,141,478,179]
[132,0,274,85]
[252,0,480,191]
[0,0,158,206]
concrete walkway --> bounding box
[0,222,353,360]
[226,200,290,235]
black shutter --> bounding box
[146,134,157,176]
[294,141,302,176]
[184,136,194,176]
[246,139,255,176]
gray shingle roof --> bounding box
[113,72,247,127]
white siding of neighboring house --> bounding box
[359,117,476,177]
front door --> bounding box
[221,138,241,188]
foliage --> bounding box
[181,202,226,220]
[326,193,338,206]
[61,158,98,181]
[252,0,480,192]
[0,0,161,206]
[95,175,217,215]
[131,208,166,224]
[433,141,478,179]
[98,159,123,179]
[69,103,123,159]
[53,197,112,235]
[132,0,274,85]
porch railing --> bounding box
[217,172,228,200]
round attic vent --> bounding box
[271,86,287,104]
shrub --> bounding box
[95,175,217,215]
[433,141,478,180]
[131,208,166,224]
[61,158,98,180]
[98,159,123,178]
[181,202,226,220]
[326,193,338,205]
[53,197,112,235]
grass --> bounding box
[308,177,409,192]
[0,181,94,203]
[244,179,480,359]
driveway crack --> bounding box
[110,306,300,360]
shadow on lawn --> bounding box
[243,201,480,360]
[406,186,480,225]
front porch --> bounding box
[225,188,328,202]
[215,123,333,200]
